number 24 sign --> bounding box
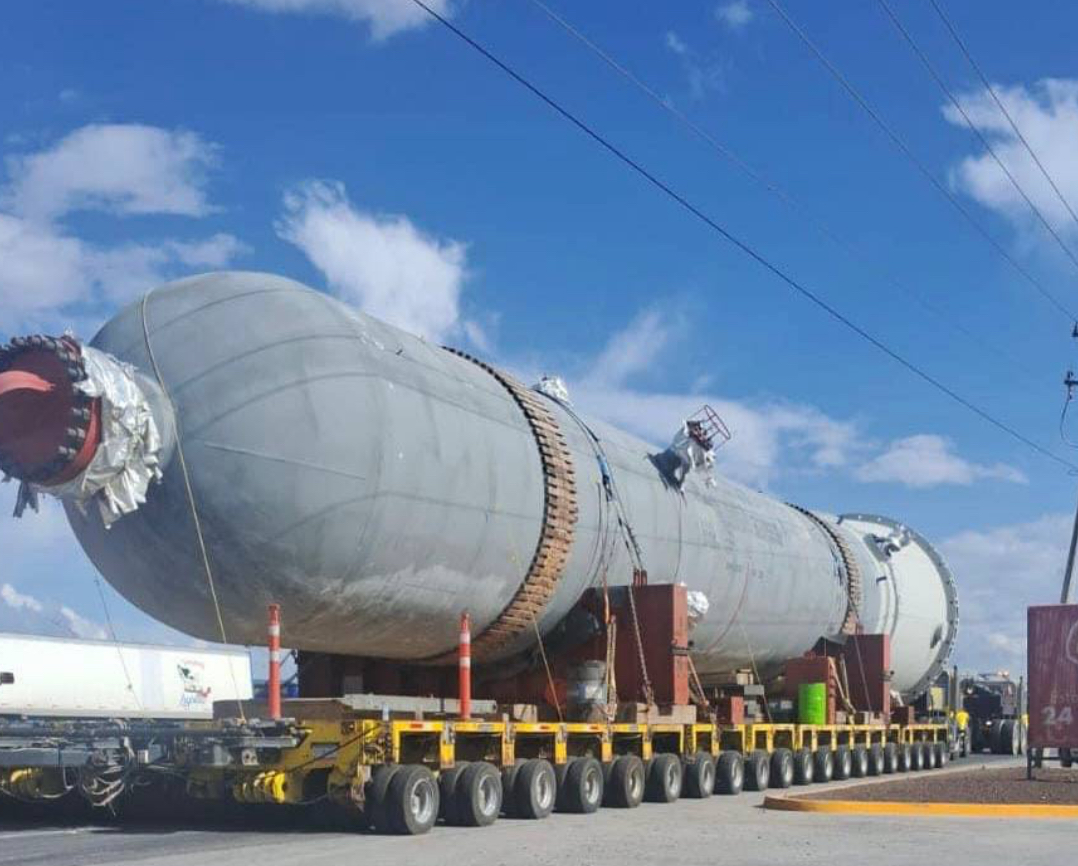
[1028,606,1078,748]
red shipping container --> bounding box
[1027,604,1078,749]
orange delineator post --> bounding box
[459,612,471,720]
[268,603,281,720]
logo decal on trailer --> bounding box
[177,660,212,708]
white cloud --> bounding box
[715,1,753,30]
[544,309,863,488]
[665,31,688,56]
[855,434,1027,488]
[4,123,217,222]
[660,31,725,102]
[0,496,113,641]
[556,312,1018,491]
[573,383,862,488]
[941,513,1070,672]
[0,212,90,316]
[585,308,681,389]
[165,233,249,268]
[59,605,108,640]
[277,180,468,342]
[944,79,1078,239]
[0,125,246,334]
[221,0,451,40]
[82,234,250,307]
[1,582,44,613]
[0,581,106,641]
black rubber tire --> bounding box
[364,764,401,832]
[909,744,924,771]
[882,743,898,774]
[793,748,814,785]
[832,746,852,781]
[500,763,523,817]
[896,744,911,772]
[644,753,682,803]
[867,744,884,776]
[605,755,645,808]
[560,757,603,814]
[812,749,833,783]
[456,761,502,827]
[438,764,468,825]
[934,742,948,768]
[925,743,938,769]
[1061,747,1073,769]
[850,746,869,778]
[513,759,556,820]
[682,753,715,799]
[554,762,572,812]
[744,750,771,791]
[387,765,439,836]
[769,749,794,789]
[602,759,616,796]
[988,721,1003,755]
[1001,720,1018,756]
[1031,747,1044,768]
[715,752,744,795]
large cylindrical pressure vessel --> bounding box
[0,273,958,698]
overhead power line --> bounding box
[878,0,1078,278]
[522,0,1042,387]
[765,0,1078,323]
[928,0,1078,238]
[405,0,1076,472]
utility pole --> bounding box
[1062,336,1078,604]
[1063,473,1078,604]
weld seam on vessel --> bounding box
[421,347,579,664]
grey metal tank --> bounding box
[4,272,958,698]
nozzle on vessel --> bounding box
[0,336,101,486]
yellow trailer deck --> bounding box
[0,709,954,834]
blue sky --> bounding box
[3,0,1078,675]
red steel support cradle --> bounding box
[459,612,472,720]
[268,604,282,720]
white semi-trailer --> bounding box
[0,632,252,719]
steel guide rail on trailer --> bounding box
[1,713,954,834]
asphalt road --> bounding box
[3,755,1068,866]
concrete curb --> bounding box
[763,796,1078,819]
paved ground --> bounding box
[807,765,1078,804]
[3,755,1070,866]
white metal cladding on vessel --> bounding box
[52,272,956,698]
[837,513,959,697]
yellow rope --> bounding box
[532,615,563,723]
[738,622,772,723]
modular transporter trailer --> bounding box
[1,702,955,835]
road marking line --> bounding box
[0,827,93,840]
[764,796,1078,818]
